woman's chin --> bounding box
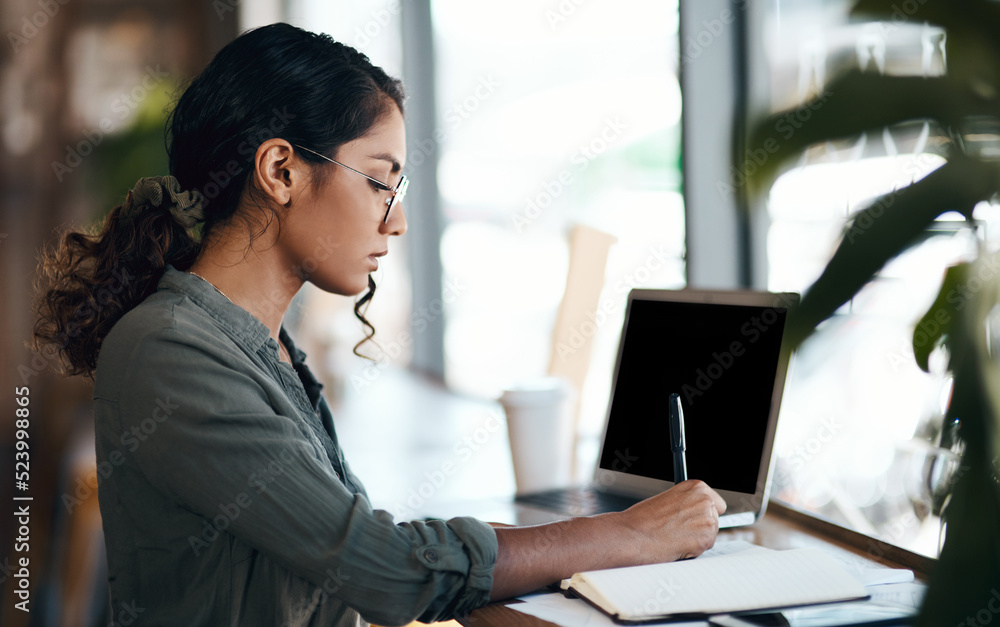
[351,276,373,296]
[310,275,372,297]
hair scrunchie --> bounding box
[121,176,205,229]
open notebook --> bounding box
[567,547,869,623]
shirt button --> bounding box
[423,549,439,563]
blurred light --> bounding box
[3,109,39,156]
[769,154,948,221]
[433,0,679,42]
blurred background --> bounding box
[0,0,983,624]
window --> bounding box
[748,0,981,558]
[432,1,685,468]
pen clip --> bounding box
[669,393,686,451]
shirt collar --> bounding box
[158,264,306,365]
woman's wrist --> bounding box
[586,509,643,568]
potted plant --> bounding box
[743,1,1000,624]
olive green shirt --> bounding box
[92,264,497,626]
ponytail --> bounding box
[31,176,204,378]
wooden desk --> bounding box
[457,501,932,626]
[332,367,932,627]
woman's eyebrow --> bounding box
[368,153,402,173]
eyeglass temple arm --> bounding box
[293,143,392,190]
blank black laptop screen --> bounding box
[598,297,787,495]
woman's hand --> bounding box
[613,479,728,564]
[490,480,727,601]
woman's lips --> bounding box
[368,251,387,270]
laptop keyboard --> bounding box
[514,486,642,516]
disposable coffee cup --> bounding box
[499,377,574,495]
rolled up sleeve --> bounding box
[115,325,497,625]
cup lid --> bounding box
[499,376,573,407]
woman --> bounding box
[32,23,725,626]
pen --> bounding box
[669,393,688,483]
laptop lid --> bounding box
[591,288,798,521]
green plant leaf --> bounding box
[913,263,971,372]
[918,279,1000,626]
[785,156,997,350]
[919,429,1000,626]
[742,72,994,199]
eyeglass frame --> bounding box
[292,143,408,224]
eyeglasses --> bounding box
[293,144,408,223]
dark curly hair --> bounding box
[30,23,404,378]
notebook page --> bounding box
[698,539,769,559]
[573,547,868,620]
[558,540,769,593]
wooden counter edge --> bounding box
[765,499,936,579]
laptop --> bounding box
[513,287,799,528]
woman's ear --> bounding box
[252,139,304,207]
